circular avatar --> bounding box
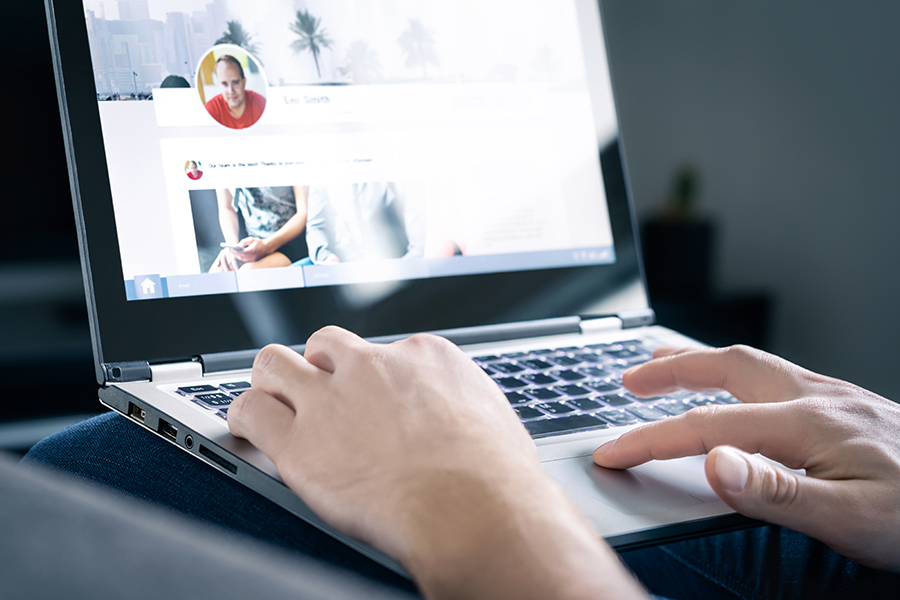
[197,45,268,130]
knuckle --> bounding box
[684,403,722,427]
[253,344,283,378]
[682,405,723,453]
[723,344,761,364]
[757,464,801,508]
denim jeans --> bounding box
[20,412,900,599]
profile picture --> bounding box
[184,160,203,181]
[196,45,268,130]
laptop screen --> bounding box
[79,0,618,302]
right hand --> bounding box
[228,327,648,599]
[593,345,900,572]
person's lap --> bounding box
[20,413,899,599]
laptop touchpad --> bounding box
[542,454,719,516]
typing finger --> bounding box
[593,401,811,470]
[227,389,294,463]
[251,344,323,411]
[302,325,371,374]
[623,345,808,404]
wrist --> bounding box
[394,459,645,599]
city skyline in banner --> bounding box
[83,0,588,97]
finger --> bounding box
[227,390,295,462]
[252,344,322,410]
[652,346,692,359]
[622,345,807,403]
[705,445,855,549]
[593,402,811,470]
[303,325,369,374]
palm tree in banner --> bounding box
[216,20,260,55]
[340,41,382,84]
[289,10,333,78]
[398,19,439,79]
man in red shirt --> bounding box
[204,55,266,129]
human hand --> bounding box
[231,237,269,263]
[229,327,646,599]
[593,345,900,571]
[209,248,240,272]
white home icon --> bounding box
[140,278,156,295]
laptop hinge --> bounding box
[148,360,204,384]
[383,317,584,347]
[103,361,151,383]
[102,360,204,384]
[199,317,584,375]
[578,316,625,335]
[617,308,657,329]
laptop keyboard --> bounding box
[474,339,738,438]
[173,340,738,439]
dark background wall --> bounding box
[2,0,898,437]
[602,0,900,400]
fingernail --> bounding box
[715,446,749,493]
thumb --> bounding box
[706,445,814,527]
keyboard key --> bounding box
[514,406,544,420]
[505,391,530,405]
[567,398,603,412]
[606,348,645,359]
[655,400,693,416]
[587,343,617,352]
[575,351,604,364]
[216,408,229,420]
[193,392,233,408]
[525,415,607,438]
[495,377,528,389]
[473,355,500,363]
[579,366,612,379]
[555,384,592,397]
[585,381,620,394]
[520,359,553,371]
[597,410,638,426]
[177,385,217,395]
[525,387,562,401]
[491,362,525,374]
[631,395,665,404]
[599,394,632,407]
[521,372,557,386]
[626,405,668,421]
[546,355,583,367]
[715,393,741,404]
[534,402,577,415]
[220,381,250,391]
[554,369,586,382]
[690,397,717,407]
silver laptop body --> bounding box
[46,0,749,576]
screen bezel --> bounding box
[46,0,649,374]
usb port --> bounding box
[128,402,146,423]
[158,419,178,442]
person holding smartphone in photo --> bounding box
[210,186,309,272]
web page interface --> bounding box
[81,0,619,301]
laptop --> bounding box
[46,0,752,575]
